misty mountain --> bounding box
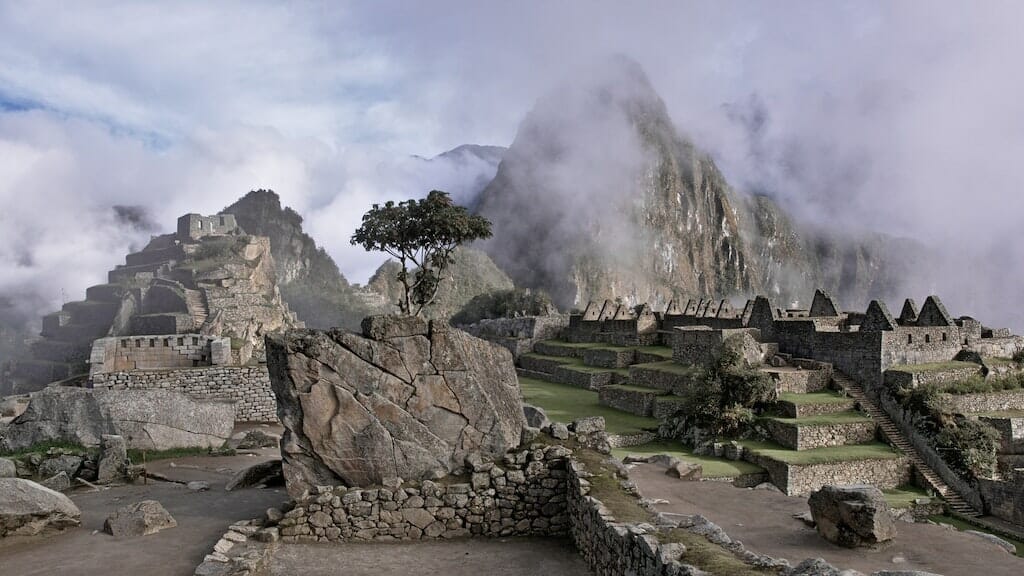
[221,190,377,330]
[410,144,506,208]
[475,56,917,310]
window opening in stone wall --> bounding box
[121,339,128,347]
[149,338,156,347]
[135,339,141,348]
[907,334,913,344]
[193,337,199,345]
[178,337,184,346]
[925,334,931,343]
[942,333,948,342]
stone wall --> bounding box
[942,390,1024,414]
[278,444,572,542]
[978,470,1024,525]
[763,419,877,451]
[742,450,910,496]
[88,334,230,376]
[883,365,984,389]
[583,347,635,368]
[89,365,275,423]
[598,386,659,417]
[457,314,569,360]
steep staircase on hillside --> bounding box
[185,289,209,329]
[832,371,980,517]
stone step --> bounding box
[519,353,576,374]
[597,384,667,417]
[551,364,624,391]
[739,441,911,496]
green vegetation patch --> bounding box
[659,529,774,575]
[632,360,703,376]
[929,515,1024,556]
[0,441,89,458]
[765,410,873,427]
[537,340,606,350]
[559,363,630,377]
[978,409,1024,418]
[883,485,930,509]
[603,383,668,395]
[520,352,580,365]
[519,376,658,435]
[738,440,901,465]
[888,361,980,374]
[611,441,764,478]
[574,449,652,523]
[777,391,852,406]
[634,345,674,359]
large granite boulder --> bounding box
[0,478,81,537]
[103,500,177,536]
[0,388,233,452]
[266,315,526,496]
[808,484,896,547]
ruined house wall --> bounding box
[459,315,569,359]
[89,364,274,423]
[177,213,240,241]
[88,334,231,376]
[881,327,963,370]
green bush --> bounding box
[194,236,243,261]
[934,418,1000,479]
[1013,347,1024,364]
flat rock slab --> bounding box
[0,477,81,537]
[104,499,177,537]
[808,484,896,548]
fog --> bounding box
[1,1,1022,332]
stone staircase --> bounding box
[185,289,209,329]
[832,371,980,517]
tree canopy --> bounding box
[351,190,492,316]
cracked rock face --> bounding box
[0,387,234,452]
[266,315,525,496]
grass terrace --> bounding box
[634,345,674,359]
[632,360,704,376]
[883,485,930,509]
[978,409,1024,418]
[887,361,980,374]
[611,441,764,478]
[737,440,902,465]
[519,376,658,435]
[777,391,851,406]
[764,410,873,427]
[929,515,1024,556]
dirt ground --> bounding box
[629,462,1024,576]
[0,450,287,576]
[267,538,590,576]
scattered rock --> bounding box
[1,387,234,452]
[522,404,550,429]
[754,482,782,493]
[964,530,1016,554]
[187,481,210,492]
[787,558,841,576]
[265,507,283,524]
[38,455,83,479]
[666,461,702,481]
[97,434,127,484]
[0,458,15,478]
[646,454,681,469]
[808,484,896,548]
[0,478,81,537]
[549,423,570,440]
[40,472,70,492]
[235,429,280,450]
[872,572,943,576]
[265,319,525,496]
[103,500,177,536]
[793,511,816,527]
[621,454,649,464]
[225,459,283,491]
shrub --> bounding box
[1013,347,1024,364]
[194,236,244,261]
[934,418,1000,480]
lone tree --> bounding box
[351,190,492,316]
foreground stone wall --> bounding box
[279,444,572,542]
[90,365,275,423]
[978,470,1024,525]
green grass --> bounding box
[984,357,1016,367]
[929,515,1024,556]
[883,485,930,509]
[612,441,764,478]
[520,352,579,364]
[737,440,902,465]
[537,340,605,349]
[558,363,630,377]
[777,391,852,406]
[631,360,703,376]
[888,361,980,374]
[660,529,774,575]
[127,446,235,462]
[634,345,674,359]
[603,383,667,395]
[574,449,652,523]
[519,376,658,435]
[765,410,873,427]
[0,441,88,458]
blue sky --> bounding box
[1,1,1023,328]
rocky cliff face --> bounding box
[474,56,911,310]
[367,247,515,320]
[265,316,525,497]
[221,190,378,330]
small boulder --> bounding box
[522,404,550,429]
[666,461,702,481]
[0,458,15,478]
[0,478,81,537]
[235,429,280,450]
[187,481,210,492]
[40,472,70,492]
[103,500,177,536]
[225,459,283,491]
[808,484,896,548]
[97,434,127,484]
[549,423,570,440]
[38,455,83,479]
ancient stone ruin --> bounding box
[265,315,525,496]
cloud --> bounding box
[0,1,1022,331]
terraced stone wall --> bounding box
[942,390,1024,414]
[883,365,984,389]
[763,419,877,451]
[459,315,569,359]
[89,364,275,422]
[978,470,1024,525]
[748,453,910,496]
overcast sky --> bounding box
[1,1,1022,329]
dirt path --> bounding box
[629,463,1024,576]
[268,538,590,576]
[0,451,286,576]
